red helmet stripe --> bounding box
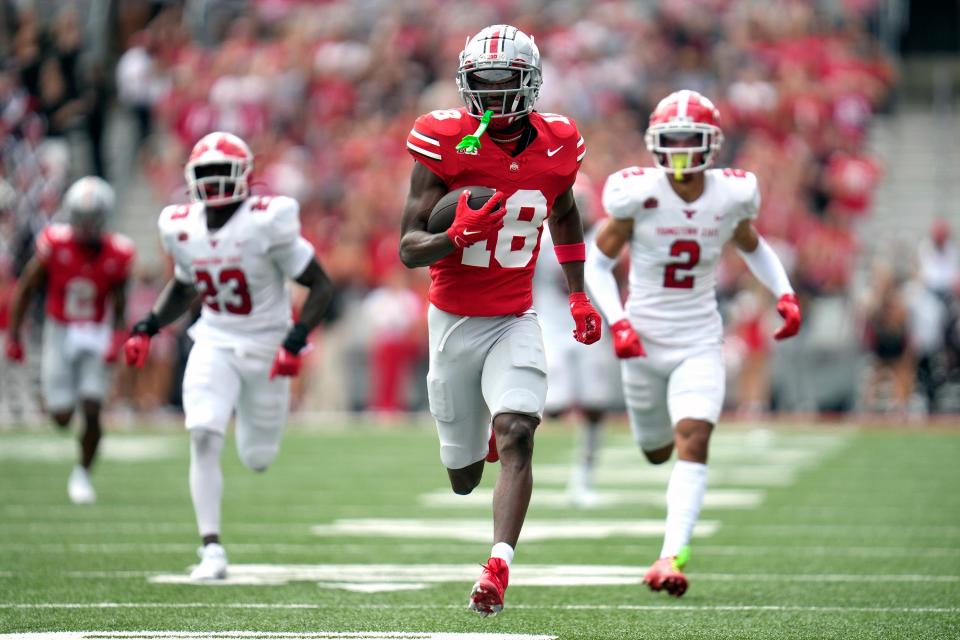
[489,29,500,55]
[188,142,210,161]
[214,135,249,158]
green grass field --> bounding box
[1,420,958,639]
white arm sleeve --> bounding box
[737,236,794,298]
[585,239,626,324]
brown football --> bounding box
[427,186,496,234]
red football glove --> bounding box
[773,293,802,341]
[611,318,645,358]
[269,348,301,380]
[104,330,127,364]
[569,292,602,345]
[5,338,24,363]
[123,333,152,368]
[446,190,507,249]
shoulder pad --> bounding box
[716,167,757,188]
[602,167,660,220]
[407,110,466,180]
[716,168,758,199]
[248,195,302,245]
[713,168,760,220]
[42,223,73,245]
[158,203,194,230]
[247,194,298,220]
[36,224,71,262]
[535,112,580,142]
[412,109,470,140]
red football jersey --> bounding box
[406,108,584,316]
[35,224,135,323]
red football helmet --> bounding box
[645,90,723,176]
[185,132,253,206]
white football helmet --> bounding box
[457,25,542,120]
[63,176,114,238]
[185,132,253,206]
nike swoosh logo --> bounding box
[463,230,481,236]
[547,146,564,157]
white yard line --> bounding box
[309,519,719,542]
[41,565,960,588]
[1,603,956,615]
[532,464,799,487]
[746,524,960,536]
[419,488,763,509]
[0,437,180,461]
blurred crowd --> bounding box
[2,0,958,421]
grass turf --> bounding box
[0,420,958,639]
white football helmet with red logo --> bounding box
[457,25,542,120]
[645,90,724,175]
[185,132,253,206]
[63,175,114,239]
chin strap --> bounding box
[456,110,494,155]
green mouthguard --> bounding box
[456,110,494,154]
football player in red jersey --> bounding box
[586,91,802,596]
[123,132,334,580]
[400,25,602,617]
[5,176,135,504]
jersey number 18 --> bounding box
[460,189,548,269]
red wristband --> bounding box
[554,242,586,263]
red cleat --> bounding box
[468,557,509,617]
[643,556,688,597]
[485,430,499,463]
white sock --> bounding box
[189,429,224,538]
[660,460,707,559]
[490,542,515,567]
[580,420,602,471]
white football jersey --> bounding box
[602,167,760,347]
[158,195,314,357]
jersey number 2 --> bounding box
[461,189,548,269]
[663,240,700,289]
[195,268,253,315]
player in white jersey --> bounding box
[123,132,333,580]
[585,91,802,596]
[533,180,621,507]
